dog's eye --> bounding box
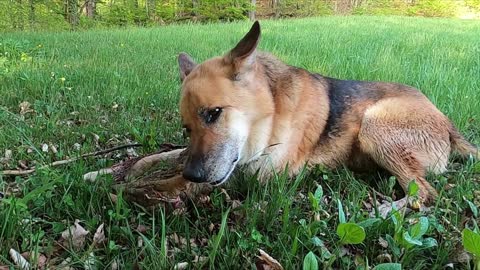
[205,107,222,124]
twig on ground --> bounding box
[0,143,142,176]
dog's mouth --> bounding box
[210,156,239,186]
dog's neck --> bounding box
[241,52,330,174]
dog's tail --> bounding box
[449,124,479,159]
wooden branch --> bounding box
[1,143,143,176]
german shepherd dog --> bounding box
[177,21,478,204]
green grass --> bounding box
[1,16,480,269]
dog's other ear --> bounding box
[178,52,197,82]
[225,21,261,73]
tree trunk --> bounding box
[272,0,279,18]
[28,0,35,30]
[249,0,256,21]
[64,0,79,29]
[85,0,96,18]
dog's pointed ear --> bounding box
[178,52,197,82]
[225,21,261,73]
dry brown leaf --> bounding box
[136,224,150,234]
[173,262,189,270]
[20,252,47,269]
[93,223,106,246]
[109,193,118,204]
[376,253,392,263]
[0,266,10,270]
[256,249,284,270]
[60,219,90,250]
[57,257,74,270]
[19,101,33,115]
[378,237,388,248]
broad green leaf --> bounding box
[358,218,381,228]
[422,238,438,248]
[386,234,401,258]
[310,236,324,247]
[402,231,422,246]
[462,228,480,257]
[466,199,479,218]
[308,192,319,211]
[303,251,318,270]
[407,180,419,197]
[336,223,366,244]
[320,246,333,260]
[314,185,323,201]
[337,199,346,224]
[410,217,429,239]
[373,263,402,270]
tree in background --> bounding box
[0,0,479,32]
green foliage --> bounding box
[353,0,464,17]
[373,263,402,270]
[303,251,319,270]
[462,228,480,257]
[2,0,479,32]
[336,223,366,244]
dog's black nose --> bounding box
[183,159,207,183]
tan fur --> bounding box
[177,22,478,202]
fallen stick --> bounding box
[83,144,212,207]
[0,143,143,176]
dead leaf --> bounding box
[60,219,90,250]
[256,249,283,270]
[93,223,106,246]
[193,256,208,263]
[19,101,33,115]
[4,149,12,159]
[174,262,189,270]
[57,257,74,270]
[136,224,150,234]
[371,197,408,219]
[0,266,10,270]
[41,144,49,153]
[0,149,12,164]
[9,248,30,270]
[73,143,82,151]
[109,193,118,204]
[376,253,392,263]
[378,237,388,248]
[20,252,47,269]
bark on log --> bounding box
[84,144,213,207]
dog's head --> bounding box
[177,21,273,185]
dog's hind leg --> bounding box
[358,97,451,204]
